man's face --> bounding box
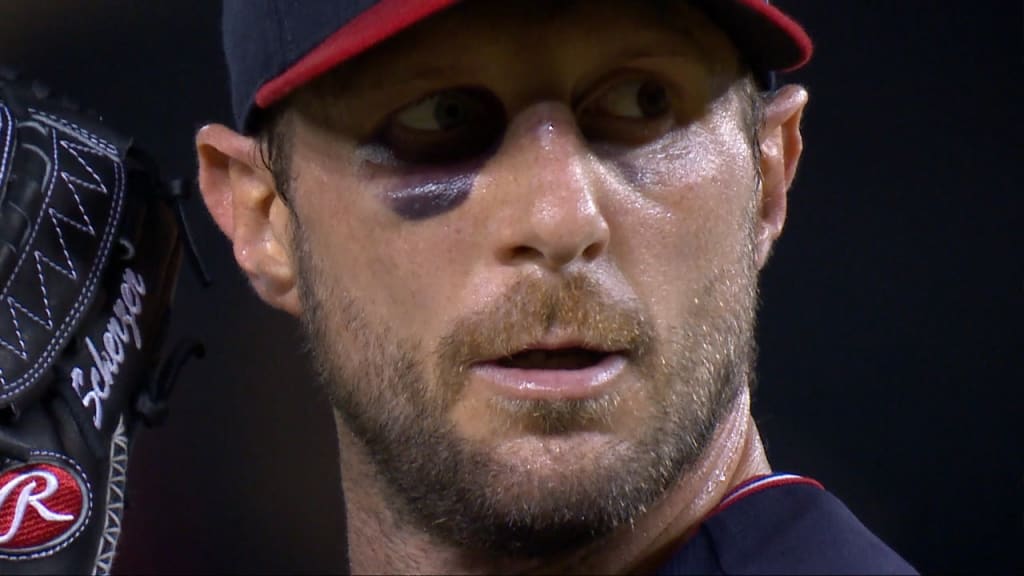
[281,0,764,556]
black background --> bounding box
[2,1,1021,573]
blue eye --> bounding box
[379,88,505,164]
[394,91,479,132]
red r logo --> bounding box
[0,461,88,555]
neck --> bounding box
[337,387,770,575]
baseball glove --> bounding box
[0,72,194,574]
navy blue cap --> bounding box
[223,0,813,131]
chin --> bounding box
[451,439,664,557]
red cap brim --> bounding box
[255,0,812,111]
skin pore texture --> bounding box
[195,0,808,573]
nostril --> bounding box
[581,238,606,262]
[501,237,605,268]
[504,244,544,264]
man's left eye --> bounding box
[589,79,670,120]
[577,76,676,145]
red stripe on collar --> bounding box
[711,473,824,516]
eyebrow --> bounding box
[355,64,475,96]
[305,41,494,108]
[310,3,724,110]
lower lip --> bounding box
[470,354,628,400]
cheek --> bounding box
[602,112,756,321]
[293,169,471,347]
[290,125,477,342]
[608,103,754,213]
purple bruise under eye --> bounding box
[384,172,476,221]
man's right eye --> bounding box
[377,88,505,164]
[394,91,480,132]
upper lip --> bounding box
[476,336,625,364]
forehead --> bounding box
[304,0,742,100]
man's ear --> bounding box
[754,84,808,269]
[195,123,301,316]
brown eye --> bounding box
[380,88,505,164]
[594,79,669,119]
[577,77,676,144]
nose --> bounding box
[486,102,610,271]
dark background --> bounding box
[2,1,1020,573]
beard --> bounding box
[294,227,759,559]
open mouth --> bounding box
[495,348,609,370]
[473,345,628,400]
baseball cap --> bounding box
[223,0,813,131]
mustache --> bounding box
[436,273,655,369]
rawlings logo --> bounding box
[70,267,146,429]
[0,461,87,554]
